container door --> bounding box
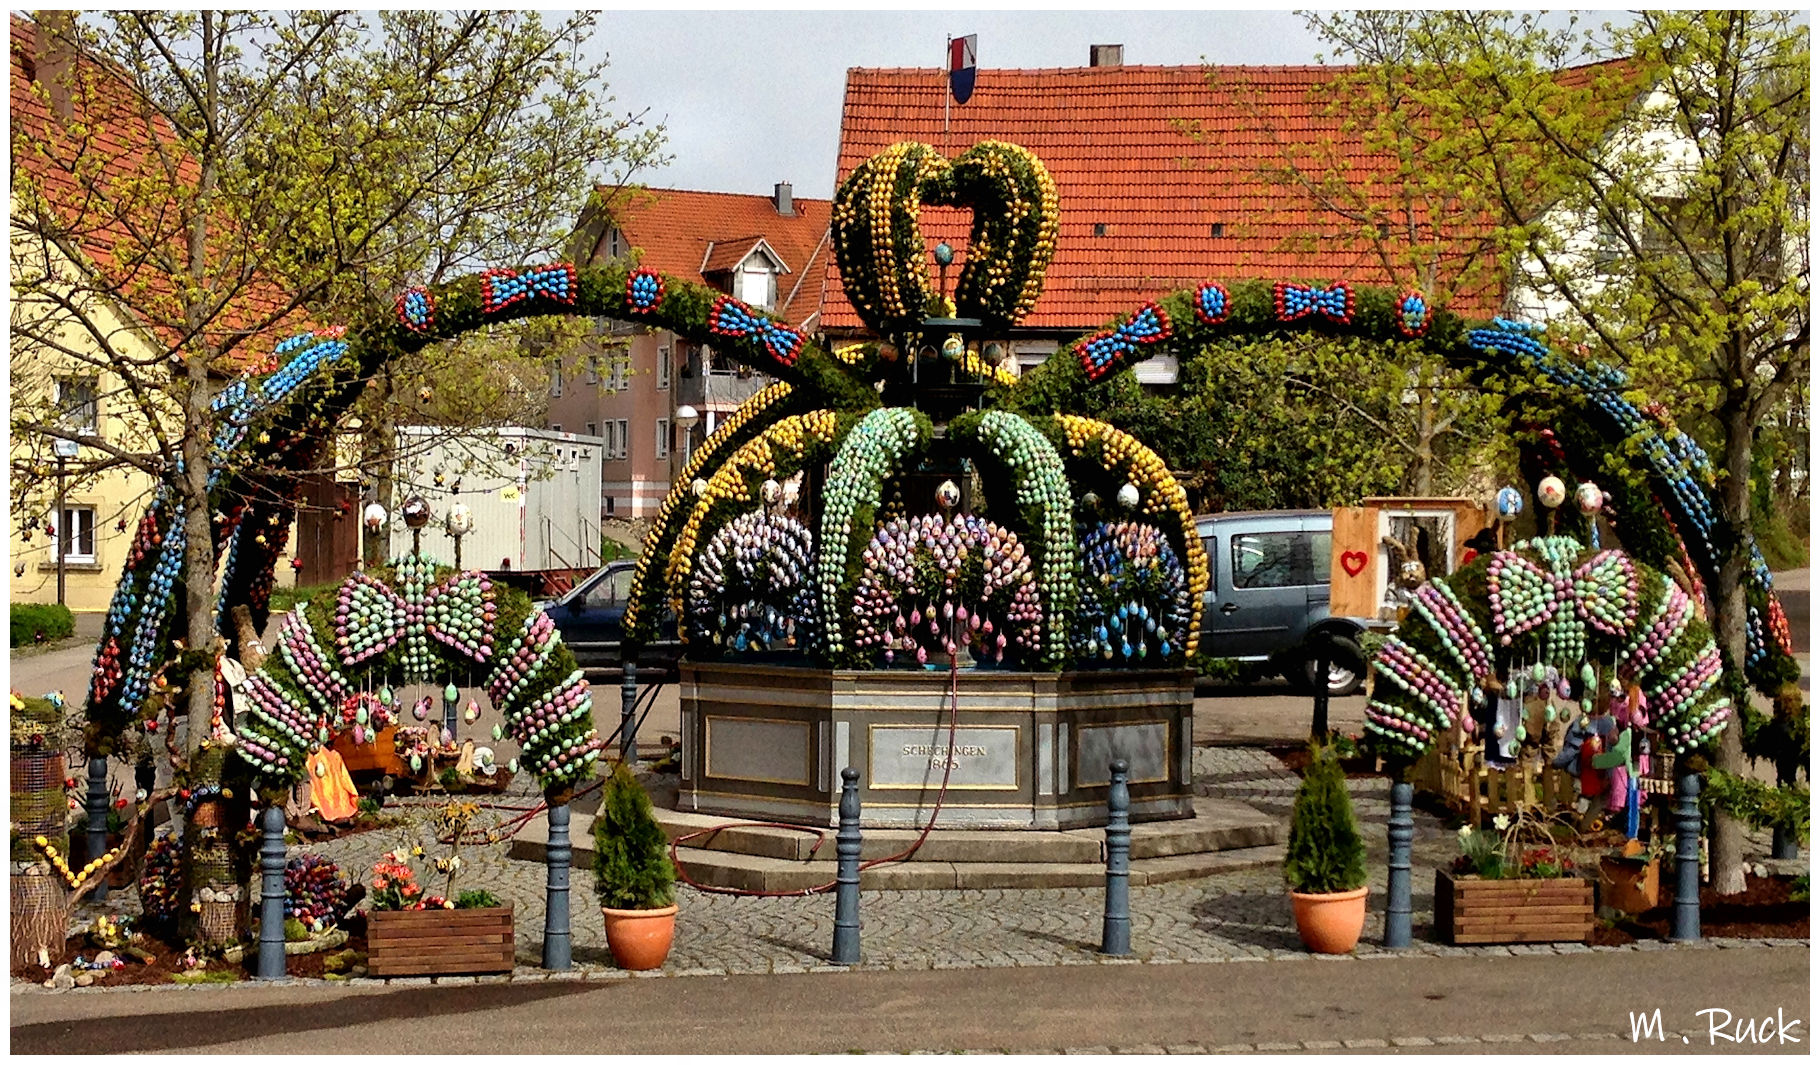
[1203,526,1306,657]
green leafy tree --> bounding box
[9,10,664,939]
[1298,10,1808,894]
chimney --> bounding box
[34,12,79,120]
[773,181,794,217]
[1089,44,1123,68]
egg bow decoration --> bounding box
[79,139,1794,764]
[234,554,601,800]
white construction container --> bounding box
[389,426,603,573]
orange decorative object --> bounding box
[1289,887,1368,954]
[332,723,406,776]
[307,748,359,822]
[600,904,678,970]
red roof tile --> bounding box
[590,186,831,328]
[822,62,1626,333]
[10,15,308,367]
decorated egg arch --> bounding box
[80,138,1794,760]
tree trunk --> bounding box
[1707,396,1755,896]
[362,368,396,568]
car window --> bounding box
[583,568,633,610]
[1308,531,1332,586]
[1230,532,1298,589]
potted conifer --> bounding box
[593,764,678,970]
[1283,743,1369,953]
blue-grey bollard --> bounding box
[86,756,110,902]
[256,805,287,979]
[832,767,863,965]
[1385,779,1414,948]
[620,659,639,764]
[542,801,573,970]
[1669,771,1702,942]
[1100,760,1132,956]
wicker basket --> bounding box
[10,872,67,972]
[196,896,248,946]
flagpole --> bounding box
[944,34,952,143]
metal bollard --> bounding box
[1100,759,1132,956]
[86,755,110,902]
[1669,771,1702,942]
[543,801,573,970]
[256,805,287,979]
[832,767,863,965]
[1385,779,1414,948]
[620,658,640,764]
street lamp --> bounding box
[675,404,700,467]
[52,438,79,607]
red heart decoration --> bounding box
[1340,551,1369,577]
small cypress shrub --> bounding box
[592,764,676,910]
[1283,744,1368,894]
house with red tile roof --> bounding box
[9,14,309,611]
[554,183,830,520]
[821,47,1632,379]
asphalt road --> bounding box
[11,946,1808,1055]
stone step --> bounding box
[509,796,1282,889]
[664,843,1288,892]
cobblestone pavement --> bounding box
[45,746,1806,984]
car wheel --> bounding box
[1289,635,1365,697]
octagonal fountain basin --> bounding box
[677,661,1194,830]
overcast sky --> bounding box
[579,10,1336,201]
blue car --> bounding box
[539,560,685,681]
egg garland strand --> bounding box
[851,512,1043,666]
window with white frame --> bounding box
[56,377,98,434]
[655,417,669,459]
[657,346,671,390]
[584,355,599,385]
[54,505,96,563]
[615,419,628,459]
[608,359,626,391]
[549,364,564,398]
[586,421,597,438]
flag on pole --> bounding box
[948,34,977,105]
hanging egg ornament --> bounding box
[1116,483,1141,510]
[1575,481,1604,515]
[1536,476,1567,509]
[936,479,961,509]
[1494,486,1524,522]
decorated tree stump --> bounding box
[10,869,66,972]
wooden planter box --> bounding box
[1434,869,1593,945]
[366,904,514,977]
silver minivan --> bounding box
[1195,510,1369,696]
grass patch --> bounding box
[267,580,341,617]
[171,969,239,985]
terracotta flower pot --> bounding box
[601,903,677,971]
[1289,886,1369,954]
